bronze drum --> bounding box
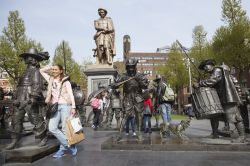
[191,87,224,119]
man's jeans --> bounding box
[49,104,71,150]
[158,103,171,124]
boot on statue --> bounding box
[5,133,20,150]
[231,121,245,143]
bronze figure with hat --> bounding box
[197,60,246,143]
[5,48,49,150]
[19,48,49,62]
[198,59,216,70]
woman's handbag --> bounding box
[47,102,58,118]
[66,117,85,145]
[144,105,152,115]
[46,82,63,118]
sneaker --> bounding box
[91,124,95,128]
[133,132,136,136]
[68,145,77,156]
[125,132,129,136]
[53,149,65,158]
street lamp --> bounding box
[187,58,192,94]
[181,46,193,94]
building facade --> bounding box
[123,35,169,80]
[126,52,168,80]
[0,69,12,92]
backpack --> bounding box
[162,83,175,102]
[91,98,100,109]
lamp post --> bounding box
[187,58,192,94]
[62,40,67,74]
[180,45,192,94]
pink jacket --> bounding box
[40,66,76,108]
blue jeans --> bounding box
[143,115,151,129]
[49,104,71,150]
[126,116,135,133]
[158,103,171,123]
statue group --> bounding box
[2,8,250,153]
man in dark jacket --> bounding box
[154,75,173,137]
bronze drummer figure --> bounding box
[197,59,245,143]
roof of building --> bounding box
[128,52,168,57]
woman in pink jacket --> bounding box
[40,64,77,158]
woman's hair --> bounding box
[53,64,64,80]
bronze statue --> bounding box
[0,87,5,128]
[114,58,149,140]
[107,89,122,129]
[160,118,191,139]
[72,82,86,125]
[239,80,250,133]
[93,8,116,65]
[5,48,49,150]
[197,59,245,143]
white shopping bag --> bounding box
[70,117,83,133]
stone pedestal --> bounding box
[84,64,118,96]
[0,135,59,164]
[101,132,250,151]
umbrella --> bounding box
[87,76,137,103]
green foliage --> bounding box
[212,22,250,73]
[114,61,125,74]
[53,40,86,88]
[222,0,247,26]
[159,42,189,91]
[189,25,213,81]
[0,10,45,87]
[212,0,250,80]
[171,114,189,120]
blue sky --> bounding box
[0,0,250,64]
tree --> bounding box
[222,0,247,26]
[113,61,125,74]
[212,22,250,80]
[158,42,189,112]
[0,10,45,87]
[212,0,250,81]
[189,25,213,80]
[53,40,86,88]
